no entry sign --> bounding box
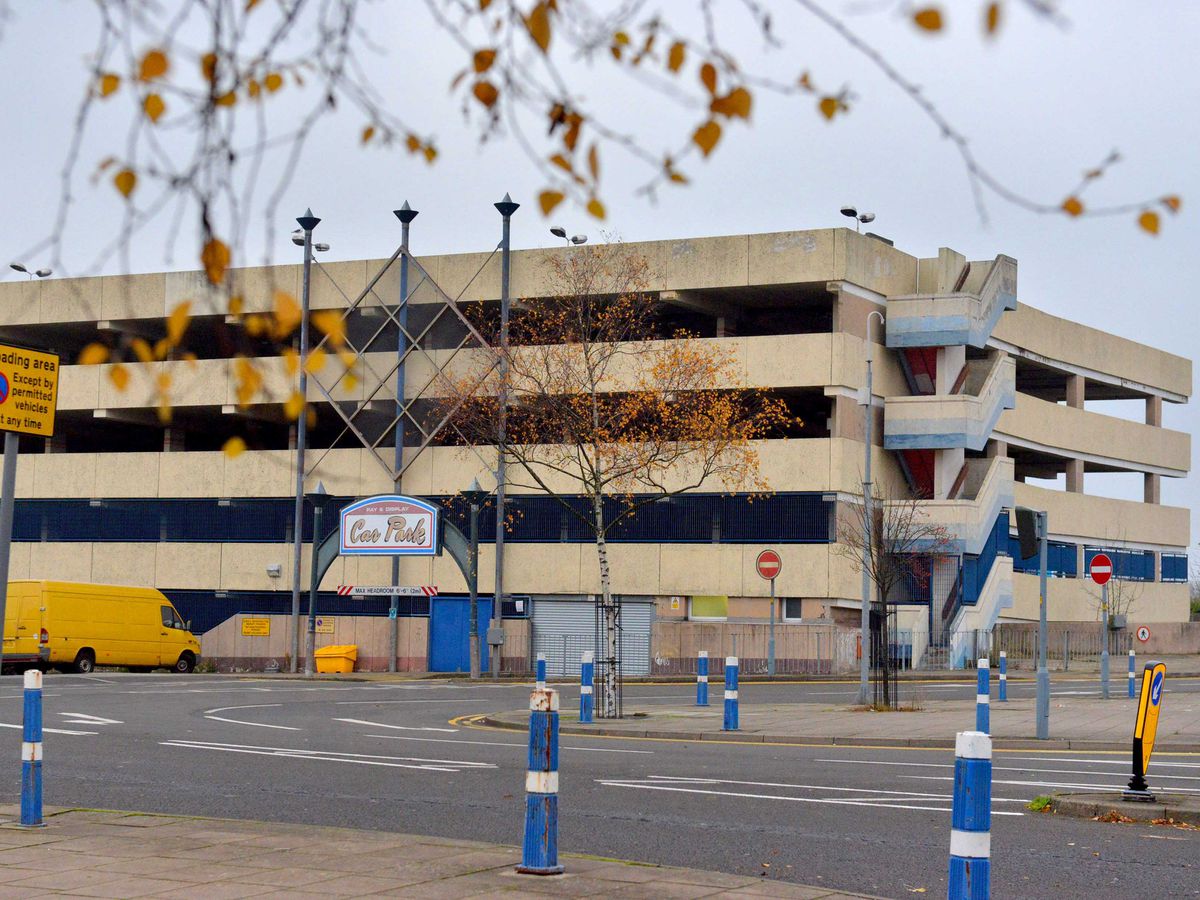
[1090,553,1113,586]
[756,549,782,581]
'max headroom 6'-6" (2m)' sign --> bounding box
[339,495,439,556]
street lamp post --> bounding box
[858,309,885,706]
[390,202,418,673]
[290,209,320,673]
[492,194,519,679]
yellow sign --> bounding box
[1128,660,1167,794]
[315,617,335,634]
[241,618,270,637]
[0,343,59,437]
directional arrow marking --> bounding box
[60,712,123,725]
[333,717,458,733]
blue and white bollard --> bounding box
[696,650,709,706]
[536,652,546,691]
[1128,649,1136,699]
[518,687,563,875]
[976,658,990,734]
[579,651,594,725]
[723,656,739,731]
[20,669,43,828]
[998,650,1007,703]
[948,730,992,900]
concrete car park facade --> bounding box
[0,227,1190,671]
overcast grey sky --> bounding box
[1,2,1196,550]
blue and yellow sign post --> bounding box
[1124,660,1167,801]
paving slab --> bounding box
[0,808,878,898]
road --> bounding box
[0,673,1196,899]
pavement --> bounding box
[481,690,1200,751]
[1050,792,1200,827]
[0,806,873,899]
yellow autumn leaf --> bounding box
[406,134,422,153]
[539,190,565,215]
[109,363,130,392]
[113,168,137,198]
[423,144,438,163]
[264,72,283,93]
[474,48,497,73]
[243,314,266,337]
[588,144,600,181]
[818,96,839,120]
[284,391,305,421]
[156,399,172,425]
[272,291,302,339]
[166,301,191,346]
[312,310,346,347]
[228,294,244,317]
[282,348,300,376]
[247,79,261,99]
[473,80,499,108]
[222,436,247,458]
[667,41,685,73]
[245,0,262,11]
[343,373,359,391]
[984,2,1001,35]
[587,197,606,220]
[214,91,237,107]
[699,62,717,95]
[78,343,110,365]
[912,8,943,31]
[202,238,231,285]
[692,119,722,157]
[526,2,551,53]
[156,372,172,392]
[1162,195,1182,213]
[98,73,120,98]
[1061,196,1084,217]
[139,49,169,81]
[130,338,154,364]
[305,347,328,374]
[143,93,166,123]
[306,407,317,429]
[361,125,375,144]
[1138,210,1160,235]
[153,338,170,360]
[201,53,218,82]
[710,86,752,119]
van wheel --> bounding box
[174,653,196,674]
[73,651,96,675]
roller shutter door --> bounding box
[531,595,652,676]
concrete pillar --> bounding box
[986,439,1008,459]
[936,248,967,293]
[288,424,298,451]
[830,394,867,442]
[935,346,966,395]
[933,448,965,500]
[1066,374,1085,409]
[1065,458,1084,493]
[1145,395,1163,427]
[43,433,67,453]
[1144,472,1161,505]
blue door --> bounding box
[429,596,493,672]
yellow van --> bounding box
[3,581,202,674]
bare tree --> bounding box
[836,480,955,707]
[441,244,793,717]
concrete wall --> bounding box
[650,621,857,675]
[1004,573,1189,624]
[200,613,530,673]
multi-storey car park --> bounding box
[0,228,1190,674]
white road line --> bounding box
[639,774,1029,802]
[204,703,300,731]
[0,722,97,736]
[365,733,654,754]
[160,739,496,772]
[596,779,1024,816]
[816,757,1200,783]
[334,717,457,733]
[334,699,489,705]
[60,712,123,725]
[899,774,1200,794]
[1005,756,1200,769]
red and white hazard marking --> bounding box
[756,549,782,581]
[337,585,438,597]
[1089,553,1113,586]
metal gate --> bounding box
[531,596,652,676]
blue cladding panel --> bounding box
[1085,547,1155,582]
[1009,537,1077,577]
[1162,553,1188,583]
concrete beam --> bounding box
[658,289,734,319]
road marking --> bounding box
[334,717,458,733]
[816,757,1200,783]
[160,739,497,772]
[365,733,653,754]
[899,774,1200,794]
[60,712,123,725]
[595,776,1024,815]
[0,722,96,736]
[1005,756,1200,769]
[204,703,300,731]
[334,699,489,705]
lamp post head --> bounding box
[463,476,490,507]
[494,193,520,218]
[570,235,588,245]
[550,226,567,239]
[393,201,419,225]
[9,263,27,274]
[296,208,321,232]
[34,268,51,278]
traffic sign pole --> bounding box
[768,577,776,677]
[1100,581,1110,699]
[755,551,782,678]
